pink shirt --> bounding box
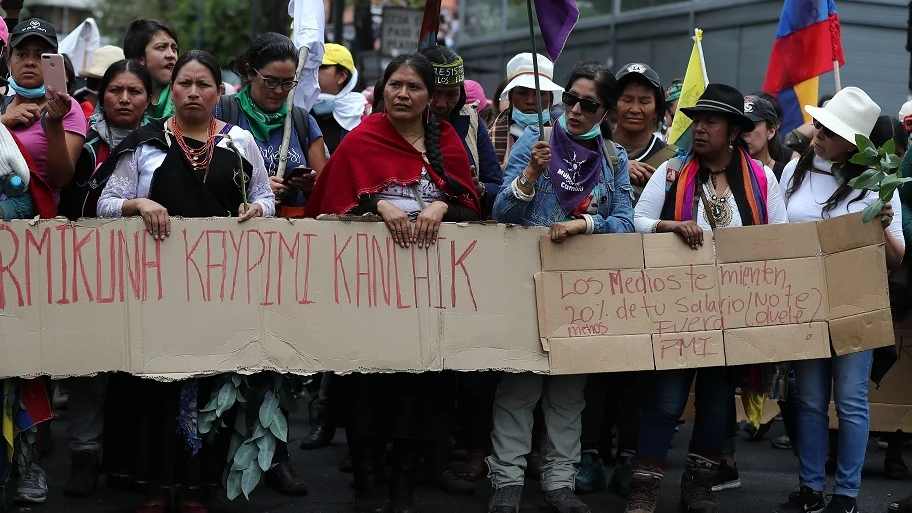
[11,97,87,201]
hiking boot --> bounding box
[771,435,793,450]
[63,450,99,497]
[300,398,336,450]
[426,465,475,495]
[624,463,664,513]
[889,493,912,512]
[488,485,522,513]
[543,487,591,513]
[679,453,719,513]
[575,452,606,494]
[609,455,633,497]
[822,494,857,513]
[15,463,49,504]
[452,449,487,481]
[710,461,740,492]
[779,487,826,513]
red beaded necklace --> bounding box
[171,118,218,181]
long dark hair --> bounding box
[381,52,468,196]
[171,50,222,86]
[871,115,908,157]
[99,59,153,122]
[123,19,178,60]
[565,61,620,111]
[786,142,867,215]
[230,32,297,82]
[751,91,786,162]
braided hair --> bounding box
[381,52,469,197]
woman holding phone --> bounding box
[1,18,86,195]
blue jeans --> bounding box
[795,350,873,498]
[638,367,733,460]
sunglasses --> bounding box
[256,69,298,91]
[812,119,836,139]
[562,91,603,114]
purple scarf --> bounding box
[548,124,603,214]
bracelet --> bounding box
[651,220,661,233]
[518,172,536,190]
[511,177,535,202]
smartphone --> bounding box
[284,166,314,183]
[41,54,67,94]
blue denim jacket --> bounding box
[493,126,635,233]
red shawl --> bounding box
[11,133,57,219]
[303,113,480,217]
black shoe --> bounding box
[265,462,309,496]
[710,461,740,492]
[780,487,826,513]
[822,495,856,513]
[488,485,522,513]
[542,487,590,513]
[889,493,912,512]
[300,423,336,450]
[63,451,98,498]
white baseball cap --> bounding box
[499,53,563,100]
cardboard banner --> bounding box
[0,214,892,379]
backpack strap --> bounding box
[601,139,619,177]
[664,156,687,191]
[217,95,240,125]
[291,106,311,155]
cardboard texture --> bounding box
[548,335,653,375]
[540,233,643,271]
[724,323,830,366]
[643,231,714,268]
[652,330,725,370]
[715,222,820,263]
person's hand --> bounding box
[238,202,263,222]
[286,169,317,192]
[1,102,41,128]
[472,173,486,198]
[628,160,656,187]
[136,199,170,240]
[377,199,412,248]
[529,141,551,175]
[44,86,72,122]
[878,203,895,230]
[413,201,448,248]
[550,219,586,243]
[269,175,290,205]
[671,220,704,250]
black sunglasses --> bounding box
[812,119,836,139]
[256,69,298,91]
[562,91,603,114]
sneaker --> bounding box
[488,485,522,513]
[772,435,793,450]
[710,460,741,492]
[608,455,633,497]
[889,493,912,512]
[823,494,857,513]
[543,487,591,513]
[15,463,49,504]
[779,486,826,513]
[575,452,606,494]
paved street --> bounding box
[18,403,912,513]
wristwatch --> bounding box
[518,172,536,189]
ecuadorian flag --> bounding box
[763,0,845,135]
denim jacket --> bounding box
[492,125,635,233]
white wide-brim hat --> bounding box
[804,86,880,146]
[500,52,564,100]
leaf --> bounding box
[256,432,276,472]
[226,432,244,463]
[227,469,243,500]
[269,407,288,442]
[198,410,217,435]
[252,421,267,440]
[216,381,238,417]
[259,392,279,429]
[231,440,258,471]
[234,407,248,435]
[847,169,883,190]
[241,462,264,499]
[856,134,875,154]
[231,374,243,387]
[861,199,886,223]
[849,152,879,167]
[883,154,902,170]
[883,138,897,157]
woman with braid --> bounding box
[303,52,479,513]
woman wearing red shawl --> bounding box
[304,52,478,513]
[627,84,787,513]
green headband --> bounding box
[665,82,683,103]
[433,58,465,86]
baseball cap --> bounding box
[322,43,355,76]
[10,18,57,50]
[743,95,778,126]
[616,63,661,90]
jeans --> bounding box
[66,375,107,453]
[795,350,873,498]
[487,373,587,491]
[638,367,733,461]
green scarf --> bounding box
[147,85,175,120]
[234,85,287,141]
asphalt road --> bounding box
[15,401,912,513]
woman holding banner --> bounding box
[629,83,787,513]
[487,61,634,513]
[779,88,903,513]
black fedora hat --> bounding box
[680,83,755,133]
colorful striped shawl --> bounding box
[671,147,769,225]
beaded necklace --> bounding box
[171,118,218,181]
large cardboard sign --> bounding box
[535,214,893,374]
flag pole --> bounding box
[277,45,310,179]
[526,0,546,140]
[833,60,842,91]
[694,28,708,87]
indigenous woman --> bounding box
[629,83,787,513]
[487,61,634,513]
[303,52,479,513]
[123,19,178,121]
[97,50,274,513]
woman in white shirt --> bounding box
[628,83,787,513]
[777,87,903,513]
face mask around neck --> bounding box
[558,114,603,140]
[511,108,546,129]
[8,76,46,99]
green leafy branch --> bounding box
[838,135,912,223]
[198,373,298,500]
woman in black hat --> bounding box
[742,95,787,179]
[625,83,788,513]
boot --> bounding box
[423,446,475,495]
[452,449,487,480]
[488,485,522,513]
[678,453,720,513]
[389,440,421,513]
[63,451,99,497]
[350,438,390,513]
[300,398,336,450]
[624,462,664,513]
[543,487,590,513]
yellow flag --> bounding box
[668,29,707,148]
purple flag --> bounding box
[533,0,579,61]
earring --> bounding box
[424,106,431,123]
[728,143,734,153]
